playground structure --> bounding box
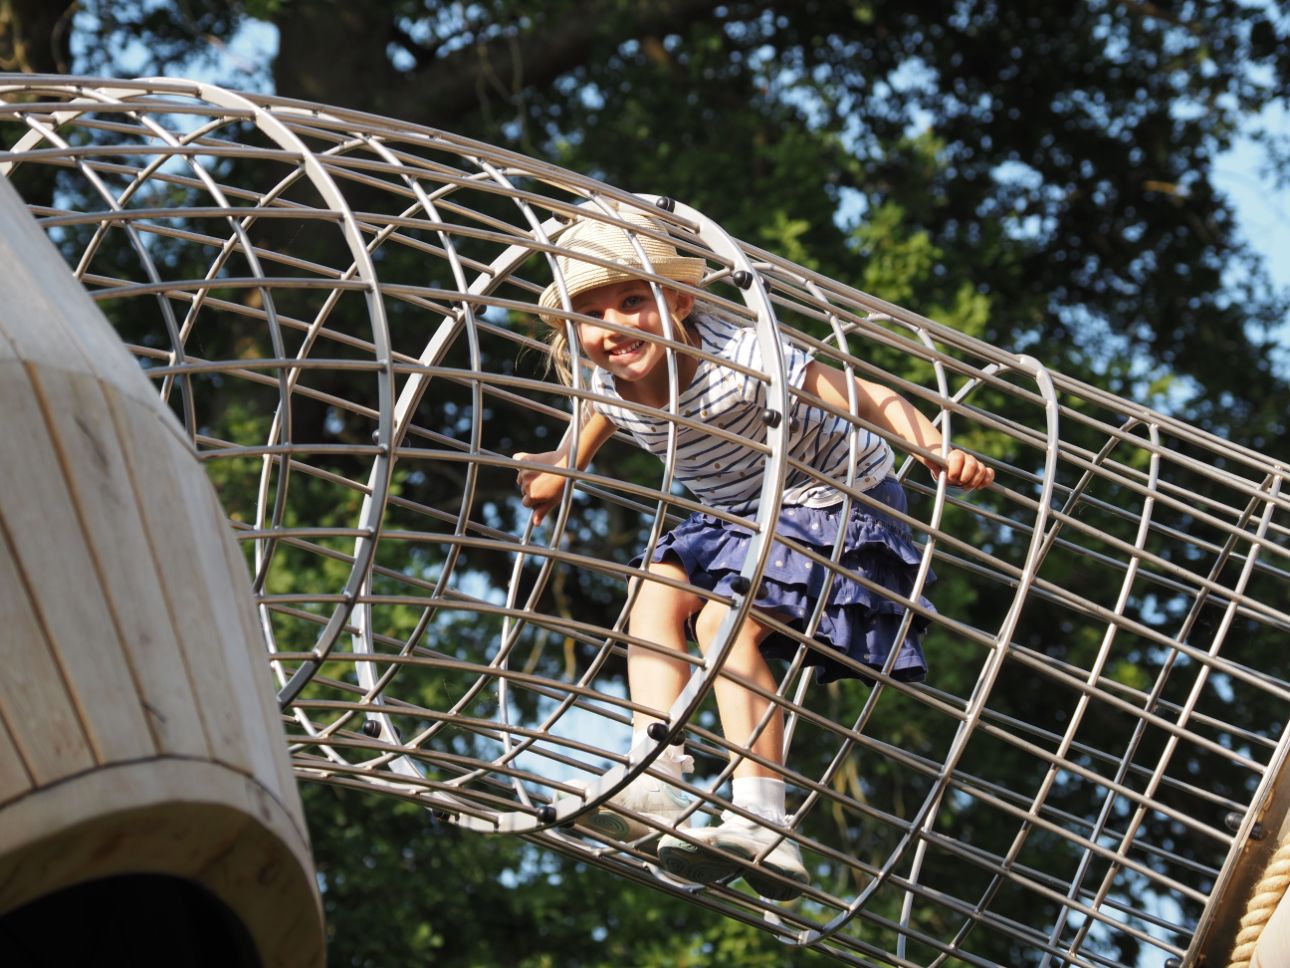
[0,75,1287,966]
[0,169,321,963]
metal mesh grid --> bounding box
[1,75,1286,966]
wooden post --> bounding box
[0,175,324,967]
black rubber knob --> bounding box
[731,269,754,289]
[761,408,781,428]
[361,720,381,737]
[729,575,752,595]
[646,722,669,742]
[655,196,676,212]
[538,805,557,824]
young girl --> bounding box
[515,207,992,900]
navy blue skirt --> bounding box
[635,477,933,684]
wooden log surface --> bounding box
[0,174,323,966]
[0,759,321,968]
[1253,887,1290,968]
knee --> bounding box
[695,601,772,665]
[694,601,730,652]
[629,563,700,630]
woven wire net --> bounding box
[2,76,1287,967]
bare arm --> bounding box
[801,361,994,490]
[514,406,617,524]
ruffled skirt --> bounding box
[635,477,933,684]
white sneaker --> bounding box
[657,810,809,900]
[572,772,692,845]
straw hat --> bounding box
[537,207,706,326]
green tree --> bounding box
[59,0,1290,452]
[3,2,1288,964]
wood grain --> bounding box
[0,174,323,966]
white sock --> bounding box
[732,776,788,825]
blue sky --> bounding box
[1212,101,1290,291]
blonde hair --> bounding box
[541,322,579,387]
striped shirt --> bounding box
[588,314,893,513]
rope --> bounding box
[1229,839,1290,968]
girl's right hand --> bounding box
[927,448,995,490]
[514,450,569,526]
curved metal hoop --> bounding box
[2,74,1288,967]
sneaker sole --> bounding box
[581,810,639,841]
[657,838,744,884]
[659,836,808,900]
[580,809,677,849]
[744,863,809,901]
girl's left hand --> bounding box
[928,449,994,490]
[514,450,570,525]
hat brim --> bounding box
[537,255,706,327]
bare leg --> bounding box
[654,601,808,897]
[627,559,702,730]
[693,601,782,779]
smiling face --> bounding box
[572,280,695,404]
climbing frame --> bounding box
[1,75,1287,967]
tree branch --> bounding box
[0,0,76,74]
[275,0,734,131]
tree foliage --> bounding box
[58,0,1290,453]
[3,1,1288,964]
